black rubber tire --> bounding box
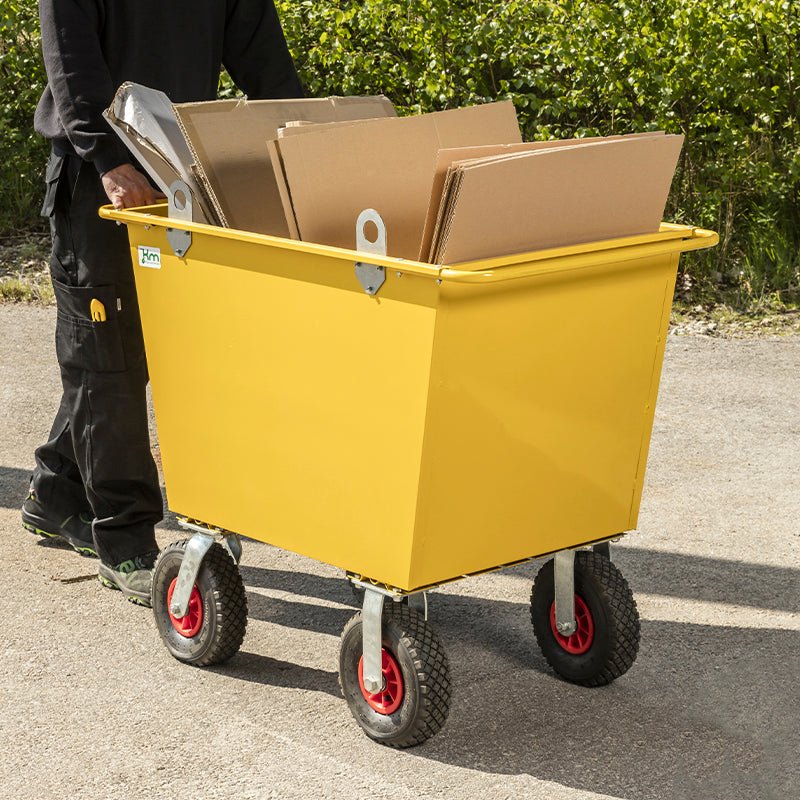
[338,603,451,748]
[530,550,640,687]
[152,540,247,666]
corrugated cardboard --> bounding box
[272,101,522,259]
[419,132,666,261]
[429,134,684,265]
[266,139,300,240]
[173,96,397,236]
[104,83,218,224]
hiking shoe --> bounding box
[22,491,97,558]
[98,552,158,607]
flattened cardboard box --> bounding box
[104,83,217,224]
[431,134,684,265]
[419,132,666,262]
[173,96,397,237]
[273,101,522,260]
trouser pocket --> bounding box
[53,280,127,373]
[40,152,65,218]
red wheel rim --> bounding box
[550,594,594,654]
[167,577,204,638]
[358,650,404,715]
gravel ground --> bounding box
[1,305,798,800]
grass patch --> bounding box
[0,233,53,305]
[0,272,54,304]
[671,297,800,338]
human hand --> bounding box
[101,163,165,209]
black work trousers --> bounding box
[31,151,162,565]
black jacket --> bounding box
[35,0,304,174]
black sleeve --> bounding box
[222,0,305,100]
[38,0,130,173]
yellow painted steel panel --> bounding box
[127,224,438,588]
[408,253,678,587]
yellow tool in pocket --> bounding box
[90,299,107,322]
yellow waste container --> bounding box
[102,201,715,591]
[101,199,717,747]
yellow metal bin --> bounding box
[101,198,717,747]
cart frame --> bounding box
[101,192,718,745]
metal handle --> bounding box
[440,228,719,285]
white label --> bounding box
[138,245,161,269]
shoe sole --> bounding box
[22,517,98,558]
[97,570,152,608]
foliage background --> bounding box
[0,0,49,234]
[2,0,798,306]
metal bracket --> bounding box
[407,591,428,620]
[169,520,243,617]
[592,541,611,559]
[348,577,428,620]
[169,531,214,618]
[354,208,386,295]
[553,549,577,637]
[166,180,192,258]
[362,587,385,695]
[177,518,243,565]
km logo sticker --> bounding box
[138,245,161,269]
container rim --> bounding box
[100,203,718,284]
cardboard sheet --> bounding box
[173,96,397,236]
[273,101,522,259]
[430,134,684,265]
[266,139,300,240]
[419,132,665,261]
[104,83,217,224]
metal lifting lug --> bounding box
[354,209,387,296]
[166,180,192,258]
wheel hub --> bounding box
[550,594,594,654]
[167,577,204,637]
[358,649,403,714]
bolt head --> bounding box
[556,621,576,635]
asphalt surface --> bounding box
[1,304,798,800]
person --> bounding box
[22,0,303,606]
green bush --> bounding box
[3,0,798,305]
[0,0,49,236]
[277,0,799,303]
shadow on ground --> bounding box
[209,549,798,800]
[0,465,31,509]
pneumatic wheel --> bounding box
[338,603,451,748]
[530,549,640,686]
[152,539,248,666]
